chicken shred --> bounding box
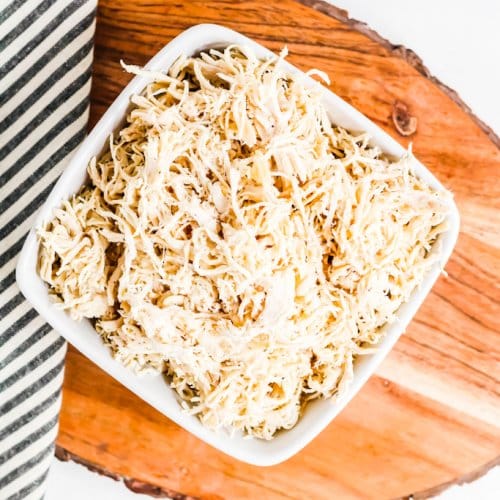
[38,46,450,439]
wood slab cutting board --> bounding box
[55,1,500,498]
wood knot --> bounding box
[392,100,417,136]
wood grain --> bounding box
[57,1,500,498]
[299,0,500,148]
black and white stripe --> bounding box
[0,1,96,498]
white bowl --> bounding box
[16,23,460,466]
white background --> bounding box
[46,1,500,498]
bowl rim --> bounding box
[16,22,460,466]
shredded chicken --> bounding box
[38,46,450,439]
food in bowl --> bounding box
[38,45,450,439]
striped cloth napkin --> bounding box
[1,1,97,498]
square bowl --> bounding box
[16,23,460,466]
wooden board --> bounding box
[56,1,500,498]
